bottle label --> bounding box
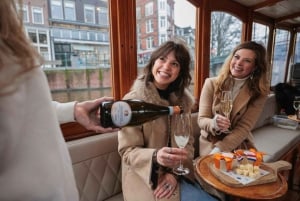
[111,101,132,127]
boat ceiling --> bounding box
[233,0,300,28]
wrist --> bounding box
[73,101,79,121]
[152,149,158,165]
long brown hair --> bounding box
[0,0,43,93]
[143,40,192,97]
[216,41,270,102]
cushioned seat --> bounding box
[253,125,300,162]
[68,132,123,201]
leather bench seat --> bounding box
[67,132,123,201]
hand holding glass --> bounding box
[220,90,233,133]
[173,113,191,175]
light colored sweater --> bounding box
[0,67,79,201]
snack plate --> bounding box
[288,115,300,123]
[208,160,291,187]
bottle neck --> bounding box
[168,106,182,115]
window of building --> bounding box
[32,7,44,24]
[146,19,153,33]
[52,28,61,38]
[51,0,63,19]
[136,7,141,20]
[89,32,96,41]
[64,1,76,21]
[62,29,71,39]
[28,29,37,43]
[39,31,48,44]
[97,7,108,26]
[209,11,242,77]
[159,0,166,10]
[80,31,88,40]
[145,2,153,16]
[72,30,80,40]
[22,4,29,23]
[160,16,166,29]
[146,37,154,49]
[84,4,95,24]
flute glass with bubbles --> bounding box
[220,90,233,133]
[173,113,191,175]
[293,96,300,119]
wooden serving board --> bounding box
[209,160,292,187]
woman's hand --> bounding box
[156,147,188,168]
[154,173,178,199]
[214,114,231,132]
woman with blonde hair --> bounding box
[198,41,270,157]
[0,1,117,200]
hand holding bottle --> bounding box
[74,97,120,133]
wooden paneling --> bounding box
[109,0,137,100]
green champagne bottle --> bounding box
[100,99,183,128]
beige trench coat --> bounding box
[198,77,268,156]
[118,77,195,201]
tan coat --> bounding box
[198,77,267,156]
[118,77,195,201]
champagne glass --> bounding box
[293,96,300,119]
[173,113,191,175]
[293,96,300,111]
[220,90,233,133]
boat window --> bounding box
[209,11,242,77]
[271,29,290,86]
[136,0,196,92]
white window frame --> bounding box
[159,0,166,11]
[64,1,76,21]
[147,37,153,49]
[84,4,95,24]
[97,7,108,26]
[32,6,44,24]
[51,0,63,20]
[145,2,153,16]
[160,16,166,29]
[146,19,153,33]
[22,4,29,23]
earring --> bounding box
[250,71,254,80]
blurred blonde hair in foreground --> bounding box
[0,0,43,95]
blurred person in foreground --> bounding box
[0,0,118,200]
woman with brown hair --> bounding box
[118,40,217,201]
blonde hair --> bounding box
[216,41,270,103]
[0,0,43,94]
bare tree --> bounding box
[210,12,241,58]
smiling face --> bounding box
[230,49,256,79]
[151,51,180,90]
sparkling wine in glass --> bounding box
[293,96,300,119]
[293,96,300,110]
[173,113,191,175]
[220,90,233,133]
